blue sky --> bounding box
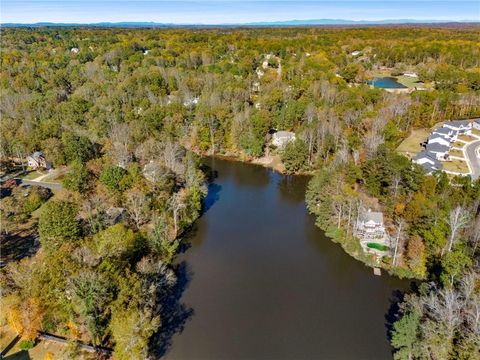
[2,1,479,24]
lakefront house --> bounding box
[354,208,390,254]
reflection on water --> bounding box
[163,158,408,360]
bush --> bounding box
[19,339,35,350]
[100,166,128,191]
[63,160,90,193]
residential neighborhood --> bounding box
[412,118,480,179]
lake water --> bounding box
[163,158,409,360]
[368,77,407,89]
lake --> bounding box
[163,158,409,360]
[368,77,407,89]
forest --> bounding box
[0,26,479,358]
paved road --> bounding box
[14,178,63,190]
[465,140,480,180]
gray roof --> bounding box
[426,143,449,153]
[444,120,470,127]
[413,151,442,167]
[428,133,449,141]
[433,127,453,135]
[360,209,383,224]
[420,162,440,174]
[32,151,43,158]
[474,118,480,124]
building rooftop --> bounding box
[359,209,383,224]
[433,127,454,135]
[413,151,442,167]
[426,143,449,153]
[444,120,470,127]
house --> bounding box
[412,151,443,173]
[473,118,480,130]
[403,72,418,78]
[26,151,51,170]
[271,131,296,148]
[432,127,457,141]
[354,208,389,245]
[425,143,450,159]
[351,50,362,56]
[443,120,472,134]
[70,47,80,54]
[427,134,450,147]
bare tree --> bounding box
[467,213,480,253]
[391,174,402,197]
[444,206,471,255]
[109,123,132,168]
[170,191,186,237]
[393,219,405,266]
[126,188,150,229]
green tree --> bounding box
[38,200,80,253]
[99,166,128,192]
[281,139,308,173]
[391,311,420,360]
[62,133,94,164]
[63,160,90,193]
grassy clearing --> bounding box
[397,128,429,156]
[458,134,477,142]
[19,170,44,180]
[472,128,480,137]
[449,148,464,158]
[396,75,424,89]
[443,159,470,173]
[453,141,466,148]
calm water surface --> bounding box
[368,77,407,89]
[164,158,408,360]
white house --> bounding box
[272,131,296,148]
[443,120,472,134]
[351,50,362,56]
[425,143,450,159]
[403,72,418,78]
[432,127,457,141]
[70,47,80,54]
[427,134,450,147]
[412,151,443,174]
[27,151,52,170]
[354,208,389,248]
[473,119,480,130]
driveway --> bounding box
[14,178,63,190]
[465,140,480,180]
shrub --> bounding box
[19,339,35,350]
[100,166,128,191]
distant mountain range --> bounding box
[2,19,479,27]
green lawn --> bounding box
[367,242,390,251]
[472,129,480,137]
[458,134,477,142]
[396,75,425,89]
[19,170,43,180]
[397,128,429,156]
[443,159,470,174]
[448,149,464,158]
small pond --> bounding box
[368,77,407,89]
